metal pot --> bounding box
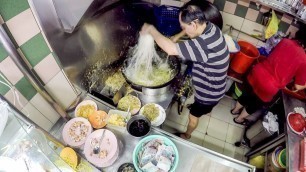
[122,55,180,93]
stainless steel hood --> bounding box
[29,0,159,99]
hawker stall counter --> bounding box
[52,94,255,171]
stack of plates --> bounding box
[84,129,119,168]
[271,146,286,170]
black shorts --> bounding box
[189,100,217,117]
[237,81,266,114]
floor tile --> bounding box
[203,135,225,154]
[196,115,210,134]
[207,117,229,141]
[223,143,245,161]
[20,33,51,67]
[30,93,60,123]
[163,119,186,133]
[4,88,28,110]
[226,124,244,144]
[15,77,37,101]
[189,130,205,146]
[213,0,226,11]
[0,56,24,85]
[166,102,189,126]
[45,71,77,109]
[211,103,231,123]
[0,0,29,21]
[219,96,235,108]
[34,53,61,84]
[21,102,53,131]
[228,115,245,128]
[6,9,40,46]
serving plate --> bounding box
[139,103,166,127]
[62,117,92,147]
[74,100,98,118]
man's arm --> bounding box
[141,23,179,56]
[171,30,186,43]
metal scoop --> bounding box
[93,129,105,154]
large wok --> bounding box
[122,54,180,92]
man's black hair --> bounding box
[180,0,223,29]
[180,1,207,25]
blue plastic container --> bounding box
[133,135,179,172]
[154,5,181,36]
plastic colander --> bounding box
[133,135,179,172]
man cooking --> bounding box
[141,1,229,139]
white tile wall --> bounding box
[238,32,259,45]
[21,102,53,131]
[0,56,24,85]
[207,117,229,141]
[286,25,299,38]
[245,8,259,22]
[240,19,265,36]
[0,15,4,24]
[6,9,40,46]
[160,0,184,7]
[29,93,60,123]
[4,88,28,110]
[203,135,225,154]
[34,53,61,84]
[45,71,77,109]
[222,12,244,37]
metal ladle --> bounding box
[93,129,105,154]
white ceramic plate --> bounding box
[62,117,92,147]
[117,95,141,115]
[84,129,118,167]
[139,103,166,127]
[74,100,98,118]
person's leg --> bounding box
[235,108,250,122]
[181,114,199,139]
[231,101,244,114]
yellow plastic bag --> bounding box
[265,10,279,39]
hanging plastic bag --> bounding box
[0,99,9,137]
[265,10,279,39]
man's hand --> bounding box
[140,23,154,35]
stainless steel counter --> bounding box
[282,93,305,172]
[52,94,255,172]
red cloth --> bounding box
[247,39,306,102]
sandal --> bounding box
[233,117,249,126]
[230,108,242,115]
[174,132,191,139]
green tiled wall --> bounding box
[213,0,302,33]
[0,0,29,21]
[20,33,51,67]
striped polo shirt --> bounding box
[176,22,230,105]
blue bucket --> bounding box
[154,5,181,36]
